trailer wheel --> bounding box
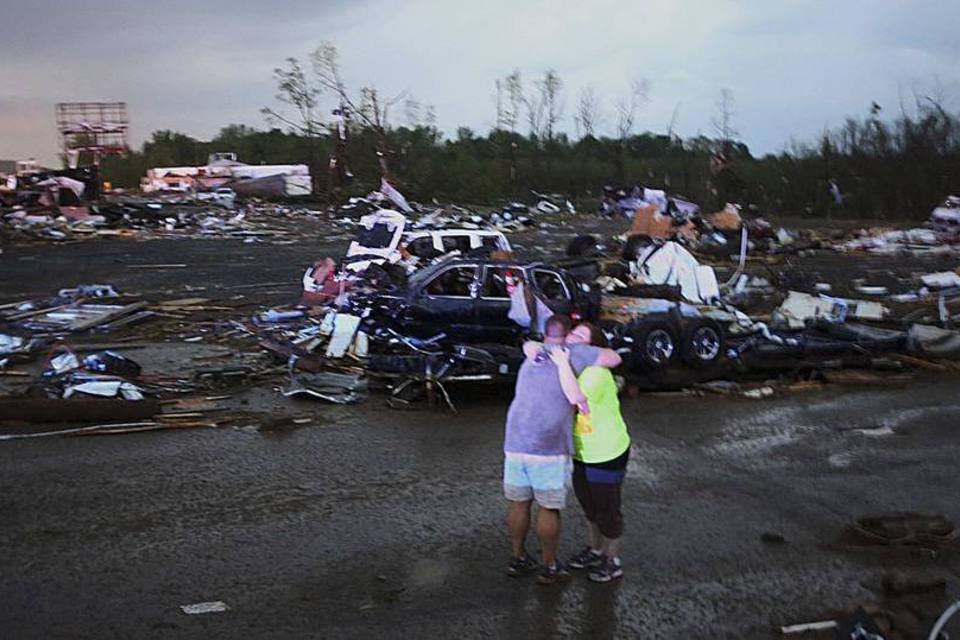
[680,319,725,368]
[632,321,678,370]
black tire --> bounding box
[631,321,678,370]
[566,234,599,258]
[680,319,725,368]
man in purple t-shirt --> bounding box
[503,314,622,584]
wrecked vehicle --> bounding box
[371,258,599,343]
[599,296,729,372]
[343,209,407,273]
[931,195,960,242]
[401,229,511,260]
[340,208,515,279]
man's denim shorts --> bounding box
[503,452,571,509]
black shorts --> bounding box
[572,448,629,539]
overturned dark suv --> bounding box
[373,258,600,344]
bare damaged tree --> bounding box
[521,82,545,140]
[709,88,743,208]
[615,77,650,141]
[574,86,601,139]
[261,57,323,136]
[518,69,564,143]
[540,70,564,142]
[666,101,682,140]
[261,57,326,197]
[614,77,650,181]
[494,71,524,191]
[502,70,523,133]
[309,42,409,179]
[310,45,405,138]
[423,104,437,129]
[711,88,738,148]
[404,97,422,128]
[263,42,426,199]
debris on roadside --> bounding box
[779,571,953,639]
[6,170,960,433]
[841,513,957,552]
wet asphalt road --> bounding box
[3,377,960,638]
[2,235,960,637]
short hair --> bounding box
[544,314,572,338]
[575,322,609,348]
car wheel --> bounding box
[632,321,678,370]
[680,319,725,368]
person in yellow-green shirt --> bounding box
[551,322,630,583]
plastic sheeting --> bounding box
[632,241,720,304]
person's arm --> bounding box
[594,347,622,369]
[522,340,541,360]
[548,347,589,413]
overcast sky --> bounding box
[2,0,959,166]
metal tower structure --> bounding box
[55,102,129,164]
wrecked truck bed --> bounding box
[599,294,732,373]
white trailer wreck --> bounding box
[141,152,311,197]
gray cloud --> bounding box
[1,0,958,166]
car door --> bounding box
[403,264,480,340]
[474,265,524,343]
[531,267,573,315]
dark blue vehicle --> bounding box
[376,258,599,343]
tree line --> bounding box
[101,43,960,220]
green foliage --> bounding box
[101,103,960,219]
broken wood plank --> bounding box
[66,342,152,353]
[97,310,155,331]
[822,370,913,386]
[0,421,157,441]
[781,620,838,635]
[5,303,73,321]
[157,411,214,419]
[68,302,149,332]
[156,298,210,307]
[72,422,214,436]
[892,353,949,373]
[0,299,33,311]
[127,264,187,269]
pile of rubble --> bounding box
[1,172,577,245]
[5,173,960,431]
[0,195,331,244]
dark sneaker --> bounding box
[536,562,572,586]
[506,554,537,577]
[568,546,604,570]
[588,557,624,583]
